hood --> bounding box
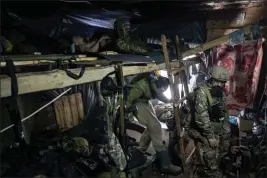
[114,18,130,39]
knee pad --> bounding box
[205,150,216,160]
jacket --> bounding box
[114,18,151,54]
[126,74,170,108]
[186,83,228,139]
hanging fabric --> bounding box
[212,38,264,115]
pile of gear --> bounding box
[221,107,267,177]
[0,107,114,177]
[0,105,151,177]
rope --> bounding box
[0,88,72,134]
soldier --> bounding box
[72,34,111,53]
[185,66,230,177]
[126,71,182,175]
[114,18,152,54]
[0,36,13,54]
[4,29,37,54]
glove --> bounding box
[125,104,138,114]
[208,137,219,148]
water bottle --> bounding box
[71,43,76,53]
[228,115,238,126]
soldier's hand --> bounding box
[208,138,219,148]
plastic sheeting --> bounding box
[4,7,206,44]
[132,18,206,44]
[4,8,135,39]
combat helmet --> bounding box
[211,66,230,82]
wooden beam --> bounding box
[206,6,267,29]
[0,54,88,61]
[0,57,98,67]
[0,64,159,98]
[182,25,266,58]
[162,34,187,174]
[206,29,238,42]
[182,36,229,58]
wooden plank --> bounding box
[0,64,159,98]
[69,94,79,126]
[0,58,153,67]
[206,6,267,29]
[0,54,87,61]
[75,93,84,122]
[0,57,99,67]
[54,99,66,129]
[54,93,84,130]
[206,29,237,42]
[62,96,73,129]
[182,35,229,58]
[76,57,98,61]
[0,61,56,67]
[162,34,186,173]
[182,25,266,58]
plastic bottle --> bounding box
[228,115,238,126]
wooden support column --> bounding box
[175,35,190,95]
[161,35,186,174]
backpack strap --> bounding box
[199,85,214,106]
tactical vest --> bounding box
[184,84,214,129]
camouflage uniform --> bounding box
[114,18,151,54]
[186,66,230,177]
[44,137,92,157]
[126,73,182,175]
[126,76,164,152]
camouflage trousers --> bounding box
[188,127,231,177]
[116,39,149,54]
[135,101,165,152]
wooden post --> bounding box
[175,35,182,59]
[161,35,186,173]
[175,35,190,95]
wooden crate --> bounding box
[54,93,84,130]
[238,117,254,132]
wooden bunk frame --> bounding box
[0,24,263,98]
[0,24,264,176]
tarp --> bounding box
[4,8,206,44]
[132,18,206,44]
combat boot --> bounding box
[156,149,182,175]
